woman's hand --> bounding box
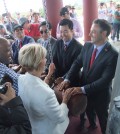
[62,88,74,104]
[48,63,55,76]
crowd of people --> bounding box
[0,2,119,134]
[98,1,120,42]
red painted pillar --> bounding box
[83,0,98,41]
[44,0,63,38]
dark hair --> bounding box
[39,21,52,30]
[100,2,104,6]
[59,19,73,30]
[93,19,111,36]
[0,25,4,29]
[32,12,39,17]
[60,7,69,16]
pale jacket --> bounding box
[18,72,69,134]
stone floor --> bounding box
[65,116,102,134]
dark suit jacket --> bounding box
[12,36,35,64]
[53,38,83,86]
[66,42,118,102]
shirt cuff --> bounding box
[64,79,70,83]
[81,87,86,94]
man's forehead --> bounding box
[91,24,100,30]
[60,25,69,29]
[40,25,47,29]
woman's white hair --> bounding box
[18,44,46,71]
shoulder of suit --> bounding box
[106,42,118,55]
[50,37,57,43]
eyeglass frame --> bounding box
[40,29,49,34]
[15,28,23,32]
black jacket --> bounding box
[66,42,118,101]
[0,96,32,134]
[53,38,83,86]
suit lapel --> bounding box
[88,42,111,74]
[86,45,94,72]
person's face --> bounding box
[60,25,73,42]
[0,28,5,35]
[14,27,24,39]
[117,7,120,11]
[39,25,51,40]
[23,22,29,29]
[61,13,70,20]
[33,14,39,21]
[89,24,105,45]
[0,41,12,65]
[39,56,46,72]
[110,1,113,6]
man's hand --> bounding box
[58,80,70,91]
[71,87,83,96]
[62,88,74,104]
[0,82,16,105]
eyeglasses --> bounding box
[15,28,23,32]
[40,30,49,34]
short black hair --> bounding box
[59,19,73,30]
[60,7,69,16]
[13,24,23,31]
[100,2,104,6]
[32,12,39,17]
[0,25,4,29]
[39,21,52,30]
[93,19,111,36]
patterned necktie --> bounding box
[64,44,67,51]
[19,41,23,48]
[89,48,98,68]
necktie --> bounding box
[19,41,23,48]
[64,44,67,51]
[89,48,98,68]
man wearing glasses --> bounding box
[12,24,35,64]
[37,21,57,73]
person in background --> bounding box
[106,0,115,39]
[37,21,57,73]
[0,24,14,40]
[19,17,40,41]
[70,6,77,19]
[12,24,35,64]
[2,12,18,34]
[0,82,32,134]
[112,4,120,42]
[18,44,73,134]
[32,12,44,23]
[56,7,83,40]
[98,2,107,20]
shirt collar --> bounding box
[18,36,25,42]
[63,38,72,46]
[94,42,108,52]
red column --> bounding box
[83,0,98,41]
[44,0,63,38]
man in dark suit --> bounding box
[59,19,118,134]
[12,24,35,64]
[53,19,83,86]
[37,21,57,73]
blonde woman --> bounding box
[18,44,73,134]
